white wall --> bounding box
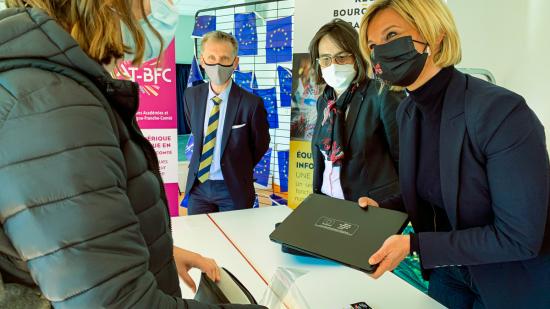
[295,0,369,53]
[448,0,550,145]
[175,15,195,64]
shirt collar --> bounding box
[208,79,233,104]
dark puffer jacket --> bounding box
[0,8,263,309]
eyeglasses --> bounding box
[316,53,354,68]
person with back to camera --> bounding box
[0,0,267,308]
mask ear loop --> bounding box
[412,39,431,55]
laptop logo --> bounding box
[315,216,359,236]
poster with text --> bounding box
[115,40,179,217]
[294,0,375,53]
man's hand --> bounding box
[173,246,220,293]
[368,235,410,279]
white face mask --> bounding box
[321,64,356,94]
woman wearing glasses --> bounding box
[309,19,405,203]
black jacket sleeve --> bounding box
[250,97,270,166]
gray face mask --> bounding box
[203,58,236,85]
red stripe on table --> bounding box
[206,213,269,285]
[206,213,291,309]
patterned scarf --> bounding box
[316,84,357,166]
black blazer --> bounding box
[184,82,270,210]
[312,79,405,202]
[384,69,550,308]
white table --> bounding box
[208,206,445,309]
[171,214,267,301]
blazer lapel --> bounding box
[345,82,368,144]
[439,70,468,228]
[220,82,242,157]
[399,101,420,224]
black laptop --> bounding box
[269,194,409,273]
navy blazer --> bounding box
[383,69,550,308]
[183,82,270,210]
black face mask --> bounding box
[371,36,429,87]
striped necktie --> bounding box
[197,96,222,183]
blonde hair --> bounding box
[6,0,162,66]
[201,31,239,57]
[359,0,461,71]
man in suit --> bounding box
[184,31,270,215]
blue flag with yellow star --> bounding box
[234,71,258,93]
[253,87,279,129]
[192,15,216,37]
[234,13,258,56]
[265,16,292,63]
[277,66,292,107]
[270,194,287,206]
[185,135,194,161]
[187,56,204,87]
[277,150,289,192]
[254,148,272,187]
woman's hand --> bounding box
[173,246,221,292]
[358,196,380,208]
[368,235,410,279]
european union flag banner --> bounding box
[252,73,258,89]
[192,15,216,37]
[277,150,289,192]
[180,195,189,208]
[254,148,272,187]
[234,13,258,56]
[277,66,292,107]
[270,194,287,206]
[234,71,256,93]
[185,134,194,161]
[187,56,204,87]
[266,16,292,63]
[254,87,279,129]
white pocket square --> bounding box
[232,123,247,129]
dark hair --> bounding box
[308,18,368,85]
